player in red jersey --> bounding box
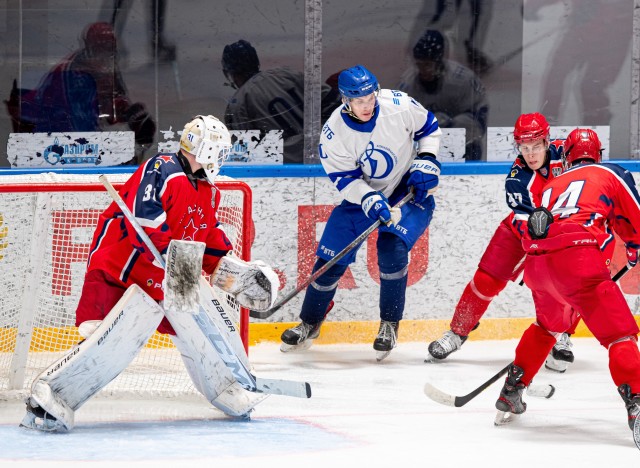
[494,128,640,437]
[21,115,282,432]
[427,113,576,368]
[75,115,236,335]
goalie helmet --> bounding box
[513,113,550,144]
[563,128,602,167]
[180,115,232,184]
[338,65,380,99]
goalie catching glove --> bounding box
[210,255,280,311]
[407,153,441,204]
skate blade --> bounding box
[544,356,568,373]
[280,340,314,353]
[633,414,640,451]
[494,410,519,426]
[376,350,392,362]
[424,351,444,363]
[19,411,62,432]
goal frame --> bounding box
[0,179,252,394]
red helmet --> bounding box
[513,113,550,144]
[563,128,602,167]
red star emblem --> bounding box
[157,154,175,163]
[549,139,564,151]
[183,217,199,241]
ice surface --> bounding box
[1,338,638,467]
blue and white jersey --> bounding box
[318,89,441,204]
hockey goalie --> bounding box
[20,115,310,432]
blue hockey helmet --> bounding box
[337,65,379,99]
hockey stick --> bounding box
[99,175,311,398]
[520,261,630,287]
[424,363,555,407]
[425,265,631,408]
[249,190,415,319]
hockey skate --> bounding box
[280,320,323,352]
[20,398,65,432]
[373,320,399,362]
[425,323,479,362]
[494,364,527,426]
[544,333,574,373]
[280,301,333,353]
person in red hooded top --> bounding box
[494,128,640,439]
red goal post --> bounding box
[0,174,252,397]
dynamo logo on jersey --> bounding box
[358,141,395,179]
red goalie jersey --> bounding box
[523,162,640,263]
[86,152,232,302]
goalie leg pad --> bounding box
[171,334,266,418]
[26,284,164,431]
[210,255,280,311]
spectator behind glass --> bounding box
[398,29,488,161]
[4,22,156,164]
[221,39,341,164]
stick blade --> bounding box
[254,377,312,399]
[423,382,456,407]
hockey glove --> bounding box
[211,255,280,311]
[126,102,156,145]
[626,245,639,268]
[407,153,441,204]
[361,191,392,225]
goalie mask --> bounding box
[180,115,232,184]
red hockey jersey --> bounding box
[87,152,232,300]
[523,162,640,262]
[504,140,564,237]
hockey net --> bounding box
[0,173,252,399]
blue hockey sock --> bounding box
[300,259,347,324]
[378,233,409,323]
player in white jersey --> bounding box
[280,65,442,361]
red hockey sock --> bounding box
[609,339,640,392]
[565,314,582,335]
[450,269,507,336]
[513,324,557,386]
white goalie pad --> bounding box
[210,254,280,311]
[164,240,311,413]
[25,284,164,431]
[164,240,265,416]
[171,335,266,417]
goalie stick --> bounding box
[99,175,311,399]
[423,362,555,408]
[249,190,415,319]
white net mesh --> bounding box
[0,173,251,398]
